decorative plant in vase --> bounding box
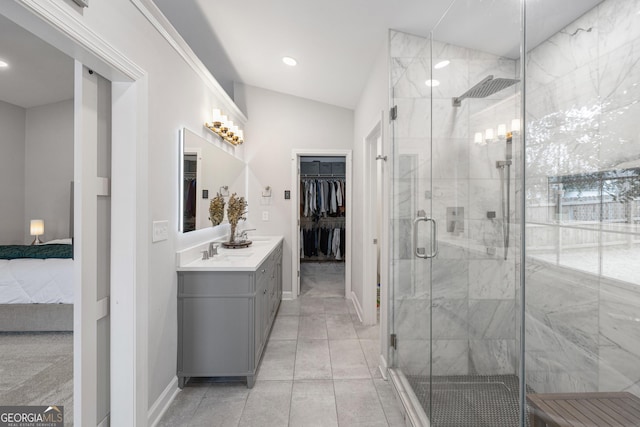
[226,193,247,243]
[208,193,225,227]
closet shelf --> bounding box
[301,174,345,178]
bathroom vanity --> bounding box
[176,236,283,388]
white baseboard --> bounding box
[378,353,388,380]
[282,291,294,300]
[148,376,179,427]
[97,414,109,427]
[350,291,364,323]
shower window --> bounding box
[548,167,640,223]
[528,167,640,283]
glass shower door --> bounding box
[389,0,523,424]
[389,29,435,420]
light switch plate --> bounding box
[152,220,169,242]
[262,211,269,221]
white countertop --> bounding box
[176,235,283,272]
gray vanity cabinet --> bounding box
[177,242,282,388]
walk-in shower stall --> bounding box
[389,0,640,425]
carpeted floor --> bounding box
[0,332,73,425]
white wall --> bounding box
[24,99,74,242]
[234,83,354,296]
[352,42,389,313]
[0,100,26,244]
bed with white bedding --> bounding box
[0,241,73,332]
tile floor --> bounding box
[158,262,405,426]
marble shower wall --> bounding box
[524,0,640,395]
[390,30,520,377]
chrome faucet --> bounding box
[208,242,219,257]
[238,228,256,242]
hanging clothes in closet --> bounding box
[300,221,345,261]
[300,175,346,262]
[301,178,346,219]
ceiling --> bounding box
[155,0,602,110]
[0,14,73,109]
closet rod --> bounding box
[301,174,345,178]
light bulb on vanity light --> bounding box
[511,118,521,133]
[474,132,483,144]
[497,124,507,138]
[485,128,494,141]
[230,125,240,143]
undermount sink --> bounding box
[212,251,254,260]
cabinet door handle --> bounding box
[261,269,266,273]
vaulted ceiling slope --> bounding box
[155,0,602,110]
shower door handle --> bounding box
[429,218,438,258]
[413,217,438,259]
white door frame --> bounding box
[291,149,352,299]
[365,111,391,376]
[363,116,383,326]
[0,2,148,425]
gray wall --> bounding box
[0,100,26,244]
[24,99,74,242]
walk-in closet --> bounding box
[299,156,347,297]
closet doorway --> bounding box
[291,150,352,300]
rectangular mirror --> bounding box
[179,128,245,233]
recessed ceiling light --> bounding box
[282,56,297,67]
[434,60,450,69]
[425,79,440,87]
[0,60,8,68]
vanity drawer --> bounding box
[178,271,253,296]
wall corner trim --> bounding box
[129,0,247,124]
[350,291,364,323]
[282,291,294,301]
[147,376,179,427]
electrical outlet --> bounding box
[262,211,269,221]
[152,220,169,242]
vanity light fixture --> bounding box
[282,56,297,66]
[475,118,521,144]
[219,185,230,197]
[262,186,272,197]
[0,60,8,68]
[205,109,245,145]
[434,60,450,69]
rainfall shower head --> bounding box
[452,75,520,107]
